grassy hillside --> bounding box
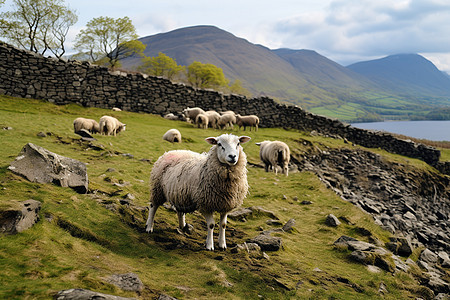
[0,95,436,299]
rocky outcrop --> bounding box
[8,143,88,193]
[0,199,41,234]
[54,288,135,300]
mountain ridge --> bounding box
[120,25,450,121]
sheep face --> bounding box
[206,134,251,166]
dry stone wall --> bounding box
[0,41,446,169]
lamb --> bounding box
[256,140,291,176]
[73,117,100,134]
[204,110,221,129]
[112,107,122,111]
[236,114,259,131]
[146,134,251,251]
[163,113,179,121]
[99,115,126,136]
[182,107,205,122]
[163,129,182,143]
[195,113,209,129]
[217,113,236,130]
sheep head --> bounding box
[206,134,250,166]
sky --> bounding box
[3,0,450,73]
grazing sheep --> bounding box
[217,113,236,130]
[182,107,205,122]
[73,117,100,134]
[236,114,259,131]
[195,113,209,129]
[163,129,182,143]
[99,115,126,136]
[204,110,221,129]
[112,107,122,111]
[256,140,291,176]
[146,134,251,250]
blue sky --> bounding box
[3,0,450,73]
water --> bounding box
[351,120,450,141]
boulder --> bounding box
[325,214,341,227]
[247,234,282,251]
[0,199,41,234]
[54,288,135,300]
[106,273,143,292]
[8,143,88,193]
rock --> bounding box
[74,129,96,141]
[0,199,41,234]
[247,234,282,251]
[367,265,382,273]
[54,288,135,299]
[325,214,341,227]
[282,218,296,232]
[228,206,278,221]
[157,294,178,300]
[106,273,143,292]
[8,143,88,193]
[419,248,438,264]
[37,131,47,137]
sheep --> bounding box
[236,114,259,131]
[99,115,126,136]
[146,134,251,251]
[164,113,179,121]
[163,129,182,143]
[256,140,290,176]
[73,117,100,134]
[112,107,122,111]
[204,110,221,129]
[195,113,209,129]
[217,113,236,130]
[182,107,205,122]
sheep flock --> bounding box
[72,106,292,251]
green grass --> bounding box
[0,95,435,299]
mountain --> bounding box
[120,25,450,121]
[347,54,450,97]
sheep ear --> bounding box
[255,142,261,146]
[205,137,217,145]
[239,136,251,144]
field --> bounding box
[0,95,436,299]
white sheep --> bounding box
[146,134,251,251]
[112,107,122,111]
[99,115,126,136]
[73,117,100,134]
[256,140,291,176]
[195,113,209,129]
[204,110,221,129]
[163,129,182,143]
[163,113,179,121]
[236,114,259,131]
[182,107,205,122]
[217,113,236,130]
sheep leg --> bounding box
[218,213,228,250]
[177,211,193,233]
[145,203,159,233]
[204,212,215,251]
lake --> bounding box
[351,120,450,142]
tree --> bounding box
[74,16,145,68]
[138,52,185,80]
[0,0,77,57]
[228,79,252,97]
[187,61,228,89]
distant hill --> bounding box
[347,54,450,97]
[120,25,450,122]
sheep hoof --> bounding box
[176,224,194,235]
[218,246,227,251]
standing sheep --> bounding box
[217,113,235,130]
[204,110,221,129]
[99,115,126,136]
[163,129,182,143]
[73,117,100,134]
[146,134,251,251]
[195,113,209,129]
[182,107,205,122]
[256,140,291,176]
[236,114,259,131]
